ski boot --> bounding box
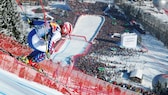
[18,56,43,73]
[17,56,30,64]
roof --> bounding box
[130,69,143,79]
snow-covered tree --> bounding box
[0,0,27,44]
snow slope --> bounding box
[140,34,168,88]
[0,69,63,95]
[50,15,105,65]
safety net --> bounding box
[0,33,138,95]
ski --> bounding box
[17,56,47,75]
[0,48,58,84]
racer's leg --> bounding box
[27,50,46,63]
[18,50,45,71]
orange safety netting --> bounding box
[0,34,32,56]
[0,54,138,95]
[0,34,138,95]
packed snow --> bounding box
[50,15,105,65]
[0,69,63,95]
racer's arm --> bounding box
[35,23,50,40]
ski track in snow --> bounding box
[0,69,63,95]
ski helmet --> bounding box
[61,22,73,35]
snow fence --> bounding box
[0,34,140,94]
[0,54,139,95]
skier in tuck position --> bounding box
[19,20,73,70]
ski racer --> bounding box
[19,20,73,69]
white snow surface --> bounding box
[140,34,168,88]
[0,69,63,95]
[50,15,105,65]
